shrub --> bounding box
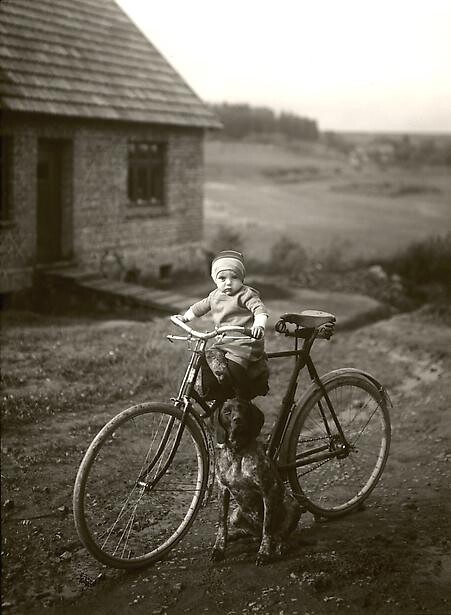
[270,236,309,278]
[207,224,244,254]
[316,237,352,272]
[384,232,451,296]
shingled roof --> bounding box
[0,0,221,128]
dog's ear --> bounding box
[217,399,232,431]
[218,402,228,428]
[247,401,265,439]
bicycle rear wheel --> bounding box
[287,373,391,517]
[73,402,208,569]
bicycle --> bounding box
[73,310,391,570]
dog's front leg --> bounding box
[256,490,277,566]
[210,485,230,562]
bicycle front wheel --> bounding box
[287,373,391,517]
[73,402,209,569]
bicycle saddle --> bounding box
[279,310,336,328]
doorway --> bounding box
[37,139,67,263]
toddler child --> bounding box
[179,250,269,400]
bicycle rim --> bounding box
[73,402,208,569]
[287,375,391,517]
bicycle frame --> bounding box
[266,327,351,470]
[164,324,352,482]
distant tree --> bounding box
[251,106,276,134]
[394,135,413,165]
[210,103,319,142]
[323,131,352,153]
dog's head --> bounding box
[219,397,265,451]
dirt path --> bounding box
[2,307,451,615]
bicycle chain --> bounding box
[296,435,332,478]
[299,435,330,443]
[296,434,335,476]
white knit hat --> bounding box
[211,250,246,281]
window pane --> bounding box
[137,166,148,200]
[127,141,165,207]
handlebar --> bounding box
[169,315,253,340]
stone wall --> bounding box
[0,129,36,292]
[1,113,206,293]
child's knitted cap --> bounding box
[211,250,246,281]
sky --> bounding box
[116,0,451,134]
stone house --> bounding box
[0,0,220,294]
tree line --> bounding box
[210,103,319,141]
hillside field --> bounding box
[204,139,451,263]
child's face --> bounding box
[215,269,243,296]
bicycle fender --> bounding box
[277,368,392,467]
[317,368,393,409]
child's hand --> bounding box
[251,325,265,339]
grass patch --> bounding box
[0,315,186,428]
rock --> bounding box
[3,499,14,511]
[59,551,72,561]
[402,501,418,510]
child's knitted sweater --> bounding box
[189,285,268,367]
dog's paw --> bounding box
[274,542,284,557]
[210,547,225,562]
[255,551,271,566]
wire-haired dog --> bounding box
[211,398,302,565]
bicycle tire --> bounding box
[286,373,391,517]
[73,402,209,569]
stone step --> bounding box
[40,267,202,314]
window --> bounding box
[127,141,165,207]
[0,136,12,222]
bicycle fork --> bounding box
[137,398,190,491]
[137,339,208,493]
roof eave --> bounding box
[1,100,223,130]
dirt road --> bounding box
[1,306,450,615]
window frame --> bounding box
[127,141,166,210]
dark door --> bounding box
[37,139,63,263]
